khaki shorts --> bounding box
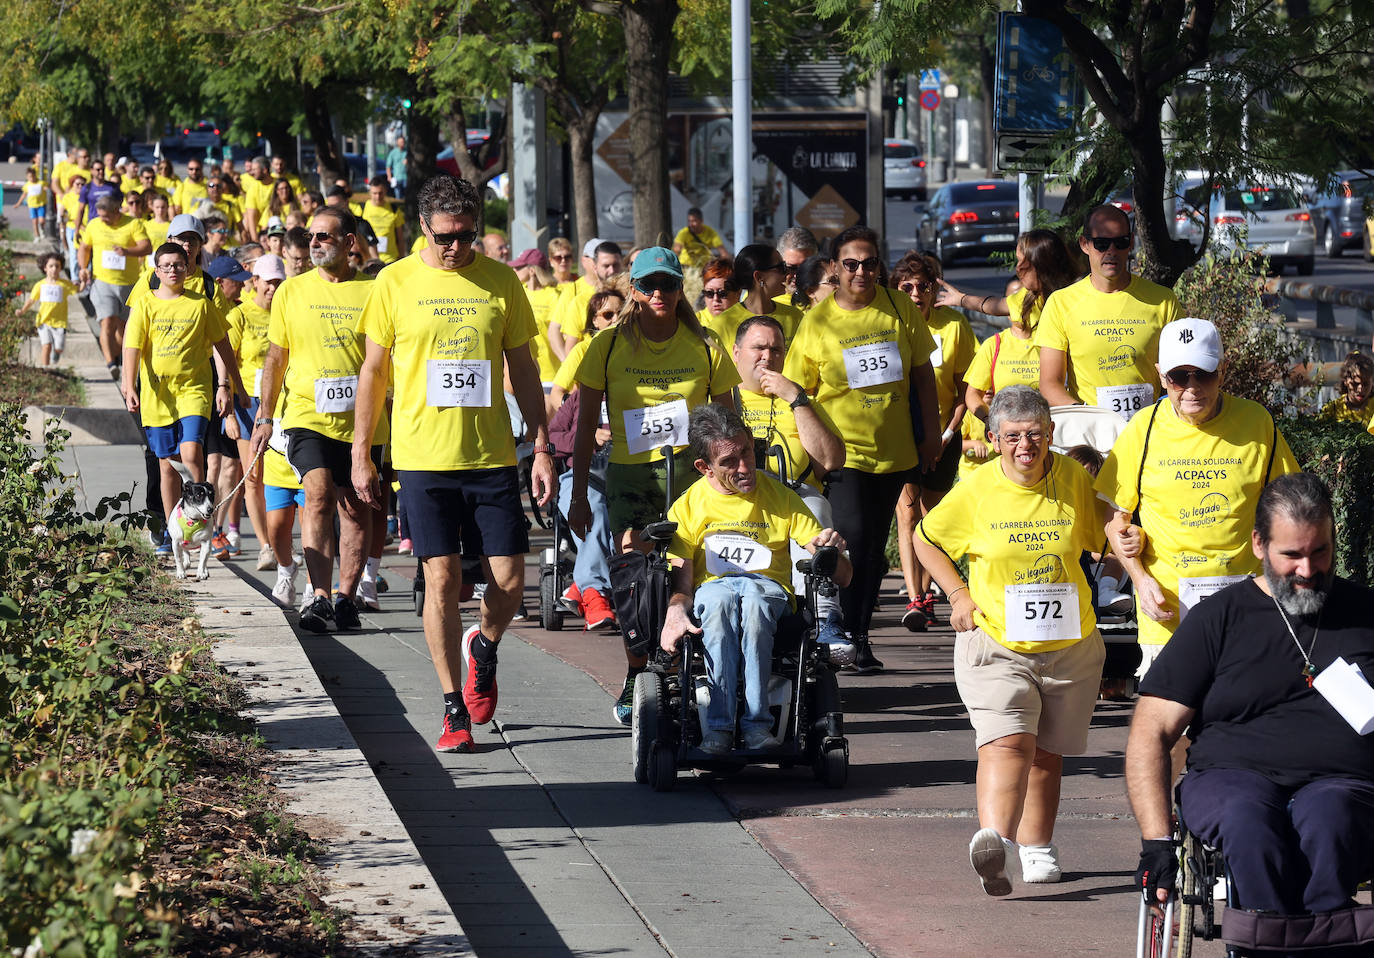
[954,627,1106,755]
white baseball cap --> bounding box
[582,237,605,259]
[1158,317,1223,373]
[252,253,287,282]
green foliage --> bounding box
[484,196,509,234]
[1279,417,1374,585]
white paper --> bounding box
[376,236,389,254]
[624,398,688,455]
[1178,574,1248,622]
[39,284,63,304]
[1004,582,1081,643]
[843,340,903,388]
[100,250,127,271]
[1313,657,1374,735]
[314,374,358,414]
[929,333,944,369]
[253,368,264,398]
[425,359,490,408]
[705,533,772,575]
[1097,382,1154,422]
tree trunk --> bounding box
[566,113,600,254]
[302,85,345,187]
[443,101,505,189]
[406,92,442,227]
[620,0,678,247]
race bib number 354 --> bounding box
[426,359,491,407]
[705,533,772,576]
[1004,582,1081,644]
[624,398,689,455]
[843,340,903,388]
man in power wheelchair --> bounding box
[638,404,850,784]
[1126,474,1374,955]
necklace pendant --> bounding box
[1303,663,1316,687]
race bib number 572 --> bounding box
[1004,582,1081,643]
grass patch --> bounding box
[0,360,84,406]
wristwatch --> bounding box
[788,391,811,410]
[254,417,272,426]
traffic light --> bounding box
[402,98,412,110]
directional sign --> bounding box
[994,13,1082,172]
[997,132,1057,171]
[918,68,942,91]
[919,89,941,112]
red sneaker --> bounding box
[902,599,929,632]
[559,581,583,616]
[921,591,941,627]
[462,624,498,724]
[581,586,617,631]
[435,711,474,753]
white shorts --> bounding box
[37,324,66,350]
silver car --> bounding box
[883,138,928,201]
[1176,182,1316,275]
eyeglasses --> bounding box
[898,281,934,294]
[1087,234,1132,252]
[820,277,839,286]
[840,256,881,273]
[310,231,340,244]
[702,288,730,299]
[550,253,573,262]
[428,227,478,248]
[758,262,788,274]
[783,263,799,275]
[998,430,1044,446]
[634,276,682,295]
[208,183,222,189]
[596,309,619,320]
[210,228,228,235]
[155,263,187,273]
[1165,367,1220,388]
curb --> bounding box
[183,564,469,956]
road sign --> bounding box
[996,132,1057,171]
[918,69,942,91]
[919,89,941,112]
[994,13,1082,172]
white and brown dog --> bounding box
[168,481,216,581]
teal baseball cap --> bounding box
[629,246,684,282]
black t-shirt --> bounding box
[1140,576,1374,787]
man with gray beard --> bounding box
[249,206,385,634]
[1125,472,1374,925]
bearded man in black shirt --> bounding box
[1126,472,1374,917]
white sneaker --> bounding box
[256,542,276,571]
[1096,574,1134,615]
[226,528,242,554]
[969,828,1013,897]
[1019,843,1062,883]
[357,576,380,611]
[272,563,299,609]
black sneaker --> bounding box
[849,636,884,674]
[299,594,336,634]
[334,593,362,630]
[612,673,636,726]
[902,599,929,632]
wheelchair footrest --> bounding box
[1223,904,1374,950]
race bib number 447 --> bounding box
[1004,582,1081,643]
[843,340,903,388]
[705,533,772,576]
[624,398,689,455]
[426,359,490,407]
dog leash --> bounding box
[211,446,266,524]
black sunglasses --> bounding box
[840,256,881,273]
[310,231,340,244]
[702,288,730,299]
[1087,235,1132,252]
[899,281,934,294]
[429,227,479,248]
[1164,367,1219,388]
[758,261,788,274]
[634,276,681,294]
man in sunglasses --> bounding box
[173,159,209,217]
[775,226,819,302]
[1036,205,1180,421]
[1095,317,1300,680]
[350,174,556,755]
[250,206,383,637]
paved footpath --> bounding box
[36,324,1152,956]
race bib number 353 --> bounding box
[705,533,772,576]
[426,359,491,407]
[1004,582,1081,643]
[624,398,689,455]
[314,375,358,414]
[843,340,903,388]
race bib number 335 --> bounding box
[843,340,903,388]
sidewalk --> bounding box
[44,308,1149,956]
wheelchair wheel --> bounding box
[539,570,564,631]
[649,741,677,792]
[631,672,661,784]
[813,740,849,789]
[1175,832,1208,958]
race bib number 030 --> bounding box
[843,340,903,388]
[705,533,772,576]
[1097,382,1154,423]
[426,359,490,407]
[1004,582,1081,643]
[624,398,689,455]
[314,375,358,414]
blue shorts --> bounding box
[223,397,259,440]
[397,466,528,559]
[145,416,209,459]
[264,484,306,512]
[29,206,42,220]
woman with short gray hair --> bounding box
[914,383,1110,897]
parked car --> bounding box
[1308,170,1374,258]
[883,138,927,201]
[1174,181,1315,275]
[917,180,1020,266]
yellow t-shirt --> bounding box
[575,321,741,466]
[957,410,994,480]
[965,327,1041,396]
[1006,287,1045,332]
[127,266,231,318]
[1034,274,1180,405]
[84,214,149,286]
[918,453,1099,651]
[173,179,210,214]
[60,192,83,239]
[924,305,978,420]
[554,337,594,393]
[30,278,77,329]
[523,284,563,381]
[268,268,377,443]
[262,447,300,490]
[356,252,534,471]
[738,387,832,492]
[54,161,83,193]
[144,218,170,250]
[23,182,47,209]
[240,175,273,216]
[552,276,598,341]
[673,224,723,268]
[782,289,937,475]
[1094,394,1300,646]
[1320,395,1374,430]
[124,290,227,427]
[155,173,181,194]
[704,300,804,352]
[362,201,403,262]
[668,472,822,593]
[119,174,140,194]
[226,299,273,398]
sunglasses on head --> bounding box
[1087,234,1132,252]
[634,276,681,294]
[430,228,479,248]
[840,256,881,273]
[1165,367,1219,388]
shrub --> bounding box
[1278,416,1374,584]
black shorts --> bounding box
[205,404,234,458]
[397,466,529,559]
[916,433,962,493]
[284,427,383,487]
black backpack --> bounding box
[607,549,671,657]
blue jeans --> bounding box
[558,477,611,592]
[694,575,790,735]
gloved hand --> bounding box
[1135,838,1178,903]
